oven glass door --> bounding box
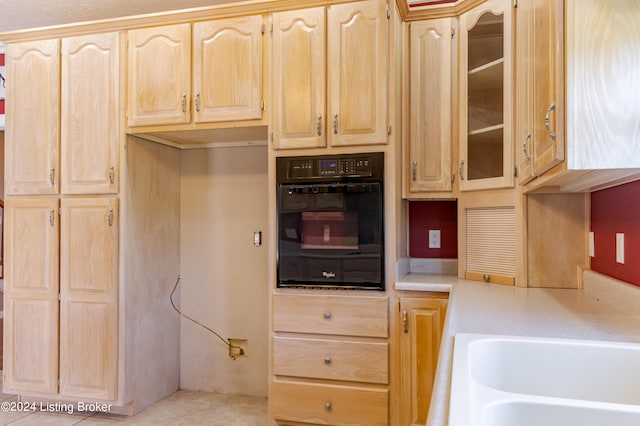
[277,182,384,290]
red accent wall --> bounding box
[409,200,458,258]
[591,180,640,287]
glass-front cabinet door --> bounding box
[459,0,513,191]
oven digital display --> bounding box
[319,159,338,175]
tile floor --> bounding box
[0,385,269,425]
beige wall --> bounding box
[179,145,268,397]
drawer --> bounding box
[273,293,388,338]
[271,380,388,426]
[273,336,388,384]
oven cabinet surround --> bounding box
[458,0,514,192]
[127,15,265,130]
[395,294,448,426]
[270,292,390,425]
[2,30,180,414]
[403,17,456,198]
[270,0,390,149]
[519,0,640,192]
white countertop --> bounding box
[396,271,640,426]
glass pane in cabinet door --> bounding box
[467,12,505,181]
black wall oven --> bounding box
[276,152,384,290]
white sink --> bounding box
[483,401,640,426]
[449,334,640,426]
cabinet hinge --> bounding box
[451,173,455,183]
[452,27,456,38]
[270,22,274,34]
[514,167,518,178]
[387,125,392,135]
[387,5,391,19]
[513,0,518,7]
[261,100,266,111]
[261,24,266,35]
[58,207,62,215]
[58,293,61,301]
[270,132,274,144]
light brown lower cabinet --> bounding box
[271,380,388,425]
[397,296,448,426]
[4,197,118,400]
[271,292,389,425]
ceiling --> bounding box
[0,0,244,34]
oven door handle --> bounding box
[286,183,377,195]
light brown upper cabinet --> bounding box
[127,16,264,128]
[458,0,513,191]
[61,32,121,194]
[515,0,563,185]
[271,0,389,149]
[404,18,455,196]
[6,34,120,196]
[518,0,640,192]
[127,24,192,127]
[5,40,60,195]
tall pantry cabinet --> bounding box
[3,32,180,412]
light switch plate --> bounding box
[616,233,625,264]
[429,230,441,249]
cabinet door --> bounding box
[271,7,326,149]
[515,0,535,184]
[193,16,263,123]
[328,0,389,146]
[531,0,563,176]
[61,32,120,194]
[3,198,60,395]
[398,297,447,426]
[127,24,191,127]
[5,40,60,195]
[59,197,118,401]
[459,0,513,190]
[407,18,453,193]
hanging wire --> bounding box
[170,275,244,358]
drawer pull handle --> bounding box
[323,312,332,320]
[324,402,332,411]
[324,357,332,365]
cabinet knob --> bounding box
[324,402,332,411]
[323,312,332,320]
[324,357,332,365]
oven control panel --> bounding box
[286,156,376,179]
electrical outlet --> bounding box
[616,233,625,264]
[429,230,441,249]
[228,338,248,359]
